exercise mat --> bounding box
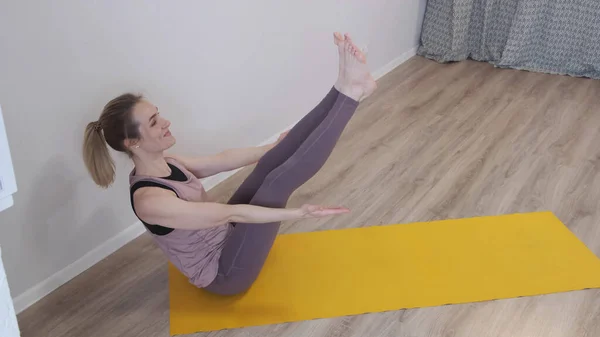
[169,212,600,334]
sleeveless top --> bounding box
[128,157,232,287]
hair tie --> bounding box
[93,121,102,131]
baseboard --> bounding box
[13,222,146,314]
[13,46,417,314]
[372,46,418,80]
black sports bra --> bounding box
[129,163,187,236]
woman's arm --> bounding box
[168,145,273,178]
[133,187,348,230]
[168,131,288,178]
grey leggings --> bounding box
[204,87,359,295]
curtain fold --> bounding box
[418,0,600,79]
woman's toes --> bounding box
[333,32,344,45]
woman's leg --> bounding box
[227,86,339,205]
[204,34,377,295]
[226,32,359,205]
[206,92,360,295]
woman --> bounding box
[83,32,377,295]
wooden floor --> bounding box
[18,57,600,337]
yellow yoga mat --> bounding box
[169,212,600,334]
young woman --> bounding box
[82,32,377,295]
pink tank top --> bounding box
[129,157,232,287]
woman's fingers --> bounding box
[315,207,350,216]
[301,204,350,218]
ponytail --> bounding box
[82,93,142,188]
[83,121,115,188]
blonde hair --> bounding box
[82,93,143,188]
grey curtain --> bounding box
[417,0,600,79]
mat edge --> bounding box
[279,211,558,237]
[170,285,600,334]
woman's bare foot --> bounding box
[333,32,377,102]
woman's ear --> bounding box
[124,138,140,150]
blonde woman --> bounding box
[83,33,376,295]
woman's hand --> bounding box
[299,204,350,218]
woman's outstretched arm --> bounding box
[133,186,347,230]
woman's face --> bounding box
[130,100,176,153]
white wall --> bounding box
[0,0,427,312]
